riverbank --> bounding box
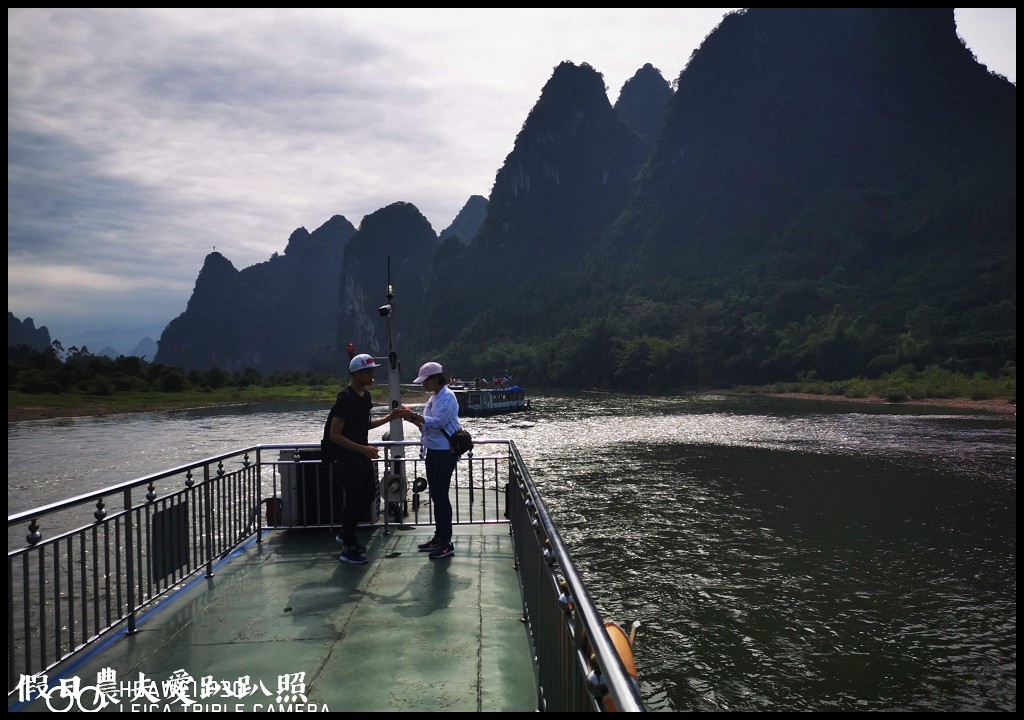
[9,389,1014,423]
[754,392,1015,417]
[7,388,432,423]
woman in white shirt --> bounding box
[399,361,462,559]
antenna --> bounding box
[379,257,396,352]
[386,256,394,302]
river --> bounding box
[7,390,1017,711]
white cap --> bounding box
[349,353,381,373]
[413,361,444,384]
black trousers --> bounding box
[333,457,374,546]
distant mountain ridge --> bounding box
[129,336,158,360]
[612,62,674,149]
[154,198,485,374]
[155,215,356,373]
[62,325,166,358]
[87,8,1014,391]
[8,313,51,352]
[418,7,1015,389]
[336,202,439,362]
[439,195,488,244]
[7,313,164,359]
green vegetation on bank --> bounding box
[8,385,346,414]
[737,363,1016,404]
[9,343,346,396]
[7,344,432,418]
[9,343,1014,419]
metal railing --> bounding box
[506,442,646,712]
[8,439,644,711]
[7,447,264,697]
[266,439,513,530]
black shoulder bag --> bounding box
[441,426,474,456]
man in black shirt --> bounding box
[322,353,397,564]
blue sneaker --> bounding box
[339,550,368,565]
[428,543,455,560]
[336,535,367,553]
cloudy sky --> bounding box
[7,8,1017,341]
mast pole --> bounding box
[377,258,406,524]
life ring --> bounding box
[601,621,640,712]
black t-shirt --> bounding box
[321,385,373,462]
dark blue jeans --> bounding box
[425,448,457,543]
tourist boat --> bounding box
[6,282,644,713]
[450,379,531,417]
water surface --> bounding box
[7,391,1016,711]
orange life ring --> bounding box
[601,621,639,712]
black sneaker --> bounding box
[429,543,455,560]
[338,550,368,565]
[417,537,441,552]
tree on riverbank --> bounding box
[8,343,340,397]
[9,342,1013,413]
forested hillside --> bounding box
[132,9,1014,393]
[416,8,1015,392]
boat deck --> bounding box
[10,524,538,713]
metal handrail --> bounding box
[8,439,644,711]
[506,443,646,712]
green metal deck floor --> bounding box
[11,524,539,712]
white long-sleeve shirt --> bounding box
[420,385,461,452]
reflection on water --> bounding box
[547,444,1015,711]
[7,391,1017,711]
